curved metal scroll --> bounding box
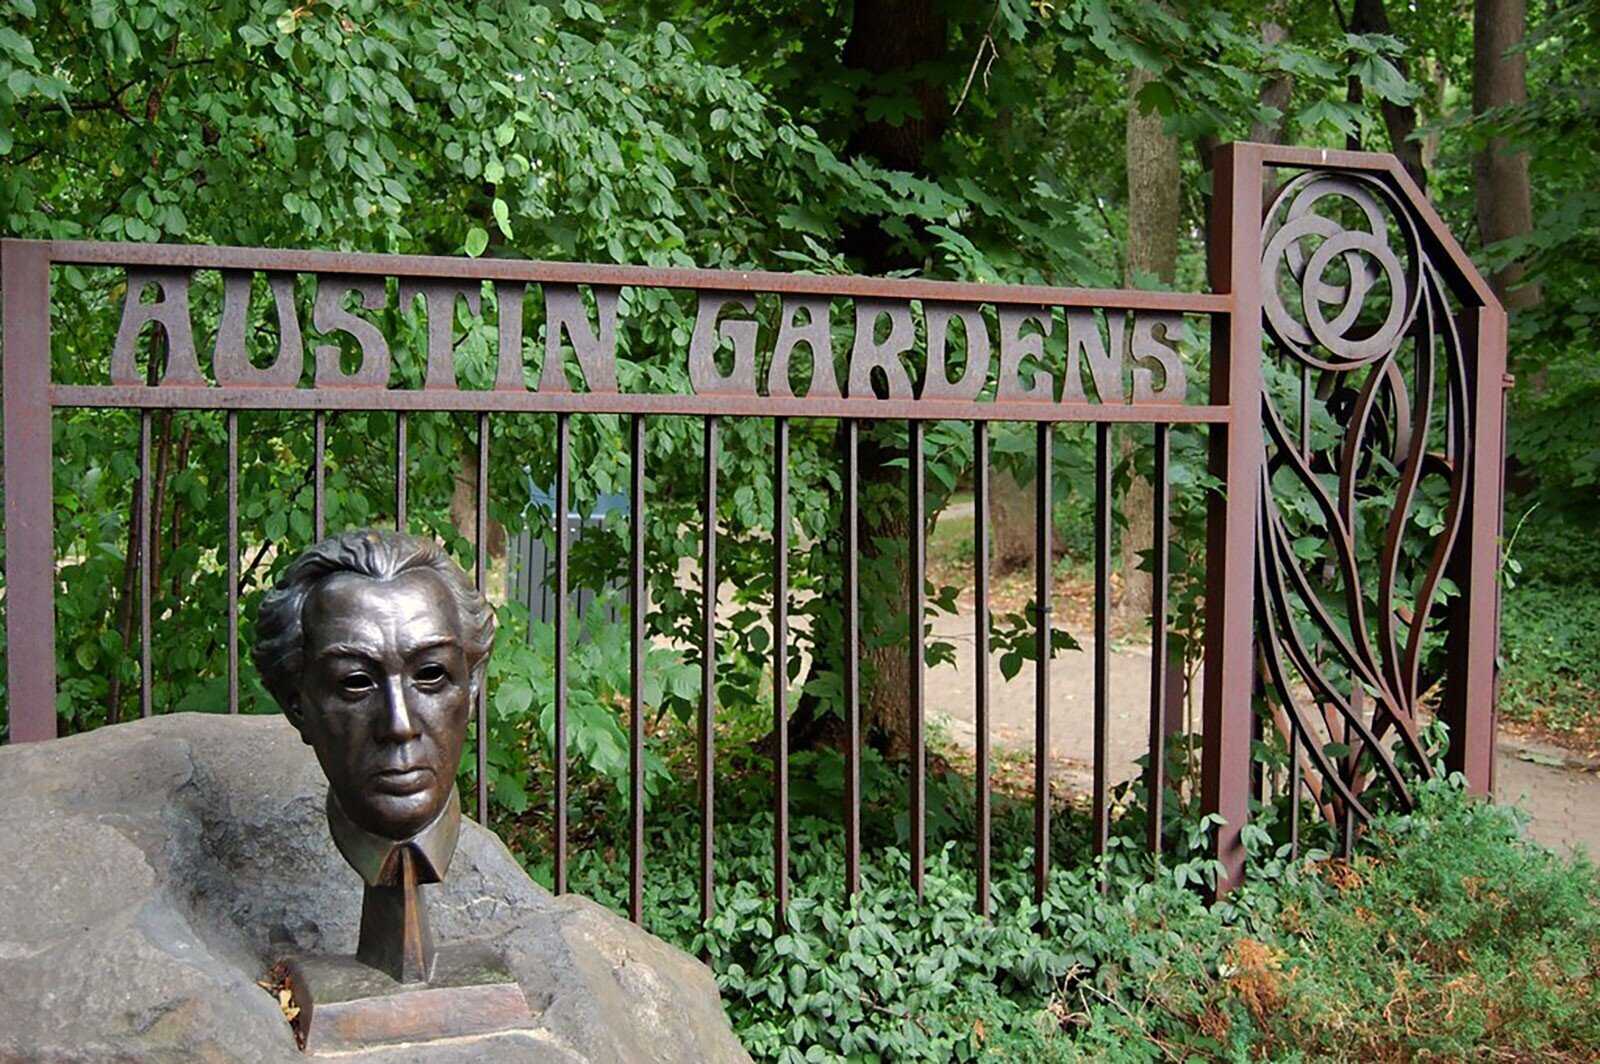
[1257,171,1473,826]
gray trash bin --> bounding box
[507,482,627,635]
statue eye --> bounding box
[339,672,375,696]
[415,663,447,686]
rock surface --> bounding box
[0,713,751,1064]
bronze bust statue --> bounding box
[253,530,494,985]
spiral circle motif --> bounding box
[1261,174,1420,371]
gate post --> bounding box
[2,239,57,742]
[1201,144,1265,896]
[1441,304,1508,794]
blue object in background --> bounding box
[508,481,628,635]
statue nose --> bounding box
[377,674,421,741]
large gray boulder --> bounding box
[0,713,751,1064]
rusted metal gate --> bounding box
[0,144,1507,915]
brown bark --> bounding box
[827,0,952,758]
[989,466,1036,575]
[1351,0,1427,190]
[1120,67,1180,619]
[167,423,193,599]
[449,447,507,564]
[1248,19,1294,146]
[1473,0,1542,310]
[106,337,169,725]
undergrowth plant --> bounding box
[486,689,1600,1062]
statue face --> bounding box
[295,568,472,839]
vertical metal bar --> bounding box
[1299,364,1312,455]
[772,417,790,928]
[395,411,408,529]
[1288,728,1301,858]
[1033,420,1053,906]
[844,419,861,900]
[2,240,57,741]
[1441,306,1507,794]
[1093,423,1111,863]
[313,412,327,540]
[1291,365,1308,856]
[1201,141,1266,897]
[139,410,153,720]
[699,416,718,924]
[1147,423,1171,856]
[1341,686,1360,858]
[553,412,569,895]
[909,418,926,899]
[974,420,992,915]
[629,413,646,925]
[475,413,490,823]
[227,411,240,716]
[1251,691,1266,802]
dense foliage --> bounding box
[544,712,1600,1061]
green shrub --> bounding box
[1500,581,1600,738]
[506,740,1600,1062]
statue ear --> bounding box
[282,694,310,743]
[467,653,490,704]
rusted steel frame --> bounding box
[1033,421,1053,907]
[313,412,327,540]
[1145,424,1170,857]
[973,420,992,915]
[1,242,56,740]
[1442,303,1507,794]
[1291,365,1310,856]
[227,411,240,715]
[699,417,718,923]
[629,412,646,924]
[553,413,570,895]
[1255,507,1375,824]
[52,387,1231,425]
[1201,142,1266,897]
[1257,491,1389,821]
[1334,355,1413,713]
[140,410,153,719]
[1259,400,1426,787]
[474,412,490,823]
[843,419,861,900]
[1261,473,1410,809]
[1092,424,1112,866]
[772,416,790,929]
[1249,146,1495,308]
[395,412,408,529]
[1260,398,1391,696]
[40,239,1230,314]
[909,419,927,899]
[1383,283,1465,717]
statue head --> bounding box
[253,530,495,841]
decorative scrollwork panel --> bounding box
[1258,170,1474,826]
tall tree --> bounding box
[1120,66,1180,619]
[1351,0,1428,189]
[1474,0,1542,309]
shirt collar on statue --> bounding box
[326,785,460,887]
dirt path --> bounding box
[924,608,1600,859]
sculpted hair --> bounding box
[252,530,496,719]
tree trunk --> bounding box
[1120,67,1180,620]
[989,465,1036,575]
[1473,0,1541,310]
[1352,0,1427,190]
[813,0,949,757]
[1248,19,1294,147]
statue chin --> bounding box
[345,781,443,840]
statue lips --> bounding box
[371,764,435,796]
